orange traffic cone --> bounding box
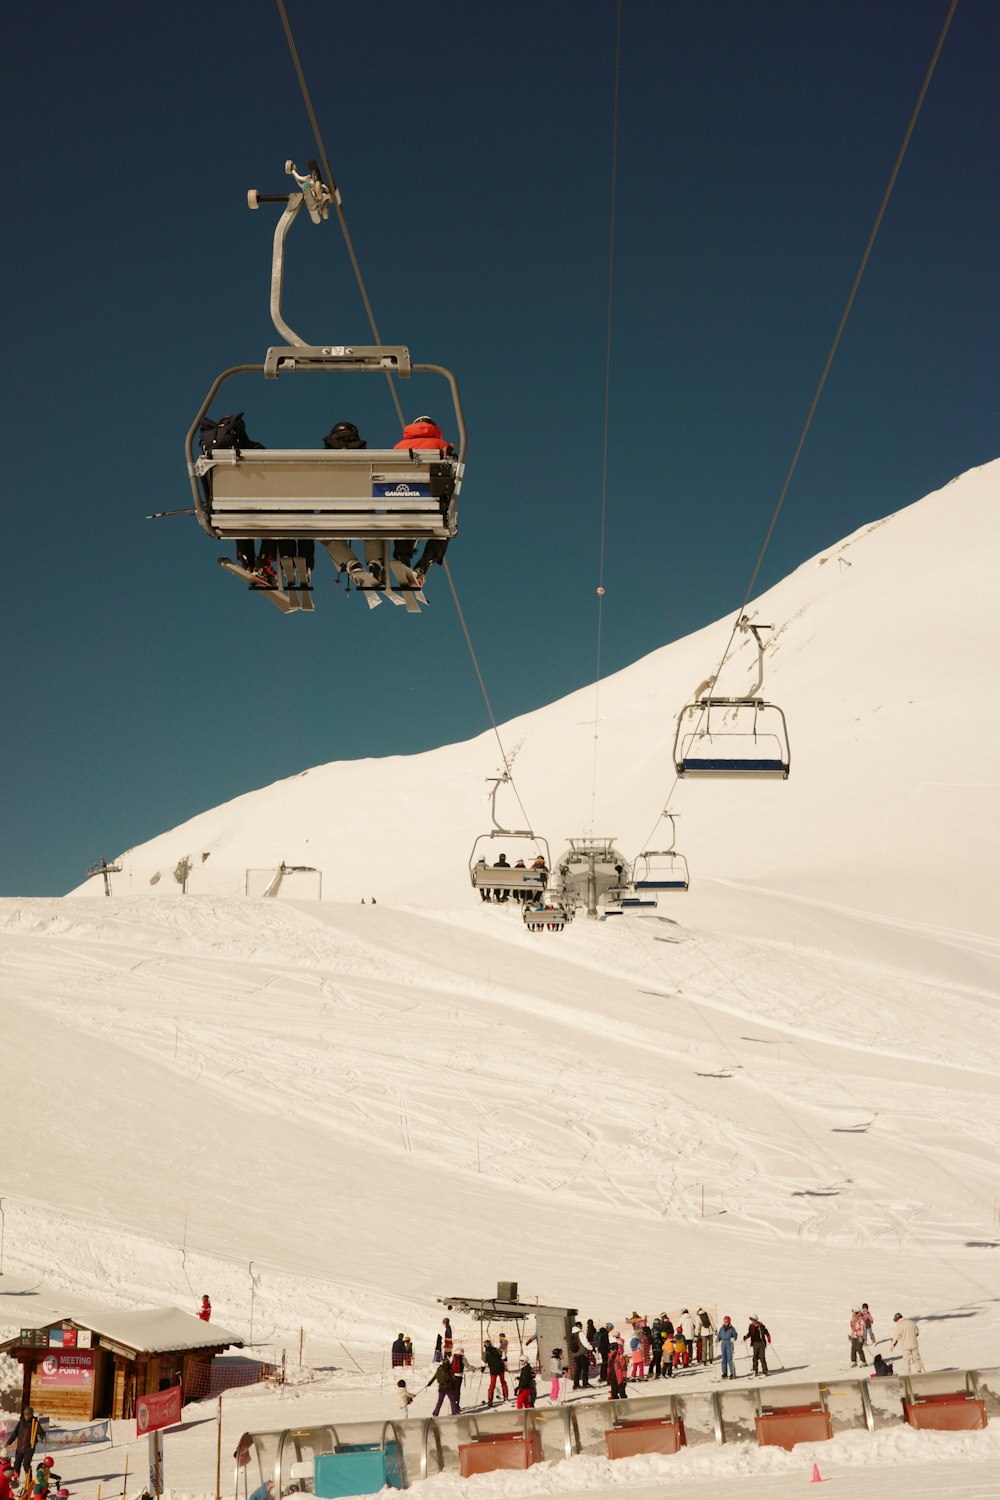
[810,1462,825,1483]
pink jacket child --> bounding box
[849,1310,868,1367]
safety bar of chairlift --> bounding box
[673,700,790,779]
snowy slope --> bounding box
[1,464,998,1496]
[1,890,998,1362]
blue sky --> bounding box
[2,0,997,896]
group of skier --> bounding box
[394,1299,927,1415]
[566,1312,720,1390]
[475,853,549,903]
[215,415,454,588]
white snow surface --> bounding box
[2,461,999,1496]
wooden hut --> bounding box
[0,1308,243,1421]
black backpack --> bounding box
[199,412,265,457]
[699,1311,711,1329]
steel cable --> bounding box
[588,0,623,835]
[637,0,959,859]
[275,0,541,842]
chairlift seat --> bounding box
[473,867,546,892]
[634,879,688,891]
[523,908,567,932]
[677,757,789,778]
[674,695,790,780]
[197,449,462,540]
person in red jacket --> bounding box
[199,1294,212,1322]
[393,417,455,580]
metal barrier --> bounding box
[234,1371,998,1491]
[234,1420,443,1498]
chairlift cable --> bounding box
[636,0,958,854]
[273,2,539,833]
[443,561,538,834]
[702,0,959,695]
[588,0,623,835]
[274,0,406,430]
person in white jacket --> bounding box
[890,1313,925,1373]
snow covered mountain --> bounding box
[73,459,1000,951]
[2,460,998,1386]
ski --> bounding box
[294,555,314,612]
[279,551,315,612]
[364,555,405,607]
[217,557,296,614]
[320,544,385,609]
[390,559,428,610]
[278,552,301,609]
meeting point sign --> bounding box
[136,1385,182,1436]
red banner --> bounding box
[136,1385,182,1436]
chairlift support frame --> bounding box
[673,619,790,779]
[554,837,630,919]
[184,161,467,548]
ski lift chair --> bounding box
[523,903,569,933]
[632,817,690,892]
[673,621,790,779]
[185,162,465,594]
[602,886,658,916]
[469,776,551,902]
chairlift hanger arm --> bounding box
[252,159,467,462]
[739,616,772,700]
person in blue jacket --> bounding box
[717,1315,738,1379]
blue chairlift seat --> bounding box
[632,844,690,893]
[673,697,790,781]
